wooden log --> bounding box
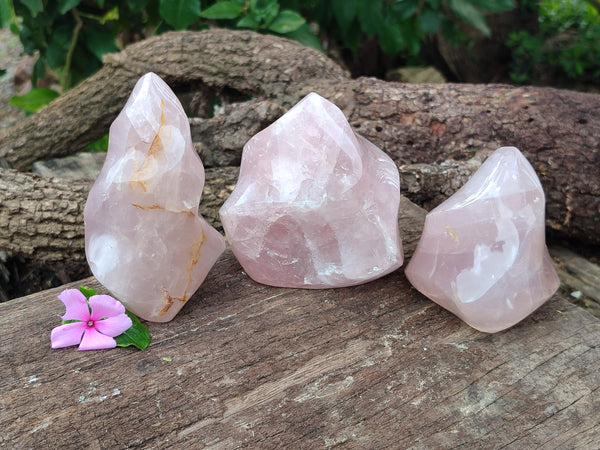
[0,29,346,172]
[551,245,600,318]
[0,29,598,245]
[0,167,238,263]
[1,199,599,448]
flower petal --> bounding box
[78,327,117,351]
[95,314,133,337]
[58,289,90,321]
[89,294,126,321]
[51,322,86,349]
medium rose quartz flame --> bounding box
[220,92,403,288]
[405,146,559,333]
[84,72,225,322]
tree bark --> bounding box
[0,28,598,256]
[0,167,238,263]
[191,78,600,245]
[0,29,347,171]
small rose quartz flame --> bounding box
[405,146,559,332]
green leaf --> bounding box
[379,23,404,55]
[448,0,490,36]
[357,0,383,37]
[159,0,200,30]
[58,0,80,14]
[0,0,14,28]
[46,24,72,69]
[100,6,119,23]
[417,7,441,33]
[85,25,119,60]
[236,14,260,29]
[200,1,244,19]
[391,0,418,20]
[284,22,322,50]
[85,134,109,152]
[470,0,514,13]
[268,9,305,34]
[78,286,98,299]
[31,56,46,85]
[20,0,42,16]
[114,310,150,350]
[332,0,355,34]
[9,88,60,113]
[127,0,149,11]
[249,0,279,27]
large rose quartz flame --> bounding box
[405,146,560,333]
[84,72,225,322]
[220,92,403,288]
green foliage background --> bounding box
[509,0,600,85]
[1,0,599,115]
[0,0,518,93]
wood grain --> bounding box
[1,199,598,448]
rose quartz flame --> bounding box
[405,146,560,333]
[220,92,403,288]
[84,72,225,322]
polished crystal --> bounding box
[405,146,559,332]
[84,73,225,322]
[220,92,403,288]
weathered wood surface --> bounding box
[551,245,600,318]
[1,199,599,448]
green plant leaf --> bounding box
[236,14,260,29]
[9,88,60,113]
[268,9,305,34]
[470,0,514,13]
[85,25,119,60]
[127,0,149,11]
[284,22,322,50]
[100,6,119,23]
[249,0,279,27]
[159,0,200,30]
[58,0,80,14]
[46,24,72,69]
[417,7,441,33]
[332,0,355,34]
[114,310,150,350]
[357,0,383,37]
[200,1,244,19]
[379,23,404,55]
[390,0,418,20]
[20,0,42,16]
[448,0,490,36]
[85,134,109,152]
[0,0,14,28]
[78,286,98,299]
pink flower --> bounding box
[51,289,132,351]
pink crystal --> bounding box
[405,146,559,333]
[219,92,403,288]
[84,72,225,322]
